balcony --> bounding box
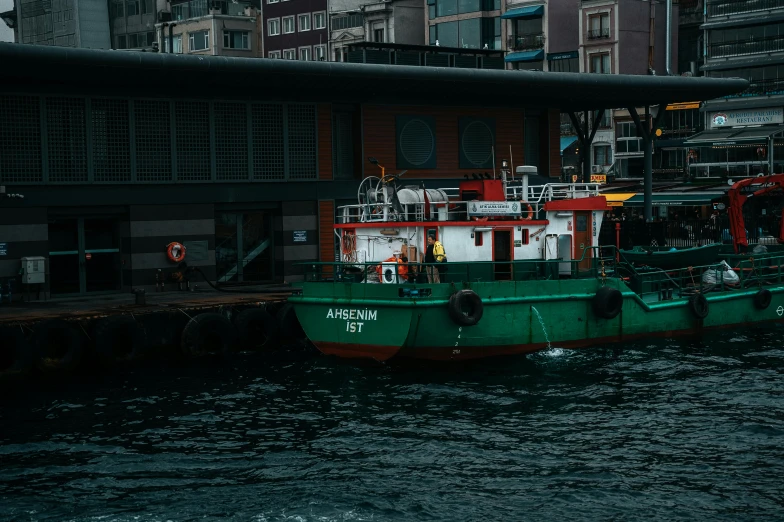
[587,28,609,40]
[507,33,545,52]
[709,36,784,59]
[707,0,784,18]
[725,78,784,98]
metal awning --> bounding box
[501,5,544,19]
[505,50,544,63]
[560,136,578,154]
[684,126,784,146]
[0,43,749,112]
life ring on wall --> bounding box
[166,242,186,263]
[592,286,623,320]
[689,293,709,319]
[753,288,772,310]
[448,289,484,326]
[520,202,534,220]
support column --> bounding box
[628,105,667,222]
[567,109,605,184]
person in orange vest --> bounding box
[376,252,408,281]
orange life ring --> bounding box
[521,202,534,220]
[166,242,186,263]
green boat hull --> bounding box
[288,279,784,362]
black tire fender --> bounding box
[689,293,710,319]
[0,327,32,378]
[277,303,305,340]
[92,315,147,365]
[448,289,484,327]
[753,288,772,310]
[592,286,623,320]
[31,319,85,373]
[180,312,236,357]
[234,308,279,350]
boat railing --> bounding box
[507,183,601,205]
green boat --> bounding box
[619,243,723,271]
[287,168,784,362]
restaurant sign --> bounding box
[709,107,783,128]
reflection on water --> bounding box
[1,327,783,521]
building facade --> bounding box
[7,0,111,47]
[263,0,328,60]
[109,0,163,50]
[330,0,424,62]
[686,0,784,181]
[157,0,263,56]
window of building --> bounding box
[331,13,363,31]
[474,231,483,246]
[590,110,612,128]
[114,1,124,17]
[126,0,139,16]
[298,13,311,31]
[146,31,155,46]
[189,30,209,51]
[268,0,278,3]
[268,18,280,36]
[458,17,480,48]
[314,44,326,61]
[430,18,498,49]
[549,55,579,73]
[165,35,183,53]
[268,50,281,58]
[593,144,612,166]
[588,13,610,39]
[128,33,139,48]
[299,46,311,60]
[117,34,127,49]
[436,0,457,17]
[283,48,295,59]
[313,11,326,29]
[589,52,610,74]
[374,28,384,43]
[224,30,250,49]
[616,122,642,154]
[282,15,295,34]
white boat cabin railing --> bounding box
[336,182,602,224]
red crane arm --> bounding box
[727,174,784,253]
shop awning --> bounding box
[603,193,636,207]
[501,5,544,19]
[560,136,578,154]
[684,126,784,146]
[622,193,721,207]
[505,49,544,63]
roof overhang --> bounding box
[0,43,750,111]
[505,49,544,63]
[501,5,544,20]
[684,126,784,147]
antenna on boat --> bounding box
[509,144,514,182]
[492,146,496,179]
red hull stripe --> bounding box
[313,342,401,362]
[335,220,548,229]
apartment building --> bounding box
[685,0,784,180]
[4,0,110,47]
[263,0,328,60]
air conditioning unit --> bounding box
[592,165,601,173]
[21,256,46,284]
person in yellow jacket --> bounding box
[425,236,445,283]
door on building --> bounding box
[215,211,274,284]
[574,211,592,272]
[493,229,512,280]
[48,217,122,295]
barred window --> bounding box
[92,98,131,182]
[135,99,172,182]
[175,101,211,181]
[252,104,285,180]
[287,104,318,180]
[215,102,248,180]
[0,95,42,183]
[47,97,87,183]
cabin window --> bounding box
[475,231,483,246]
[396,116,437,169]
[459,117,495,169]
[521,229,529,245]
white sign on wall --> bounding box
[709,107,783,128]
[467,201,523,217]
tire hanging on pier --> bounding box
[30,319,85,373]
[276,303,305,341]
[92,315,148,365]
[753,288,772,310]
[448,289,484,326]
[689,293,710,319]
[180,313,237,357]
[592,286,623,320]
[234,307,279,351]
[0,327,32,378]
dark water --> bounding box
[1,327,784,521]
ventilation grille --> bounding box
[215,102,248,181]
[47,97,87,183]
[287,104,317,180]
[399,119,435,167]
[135,99,172,182]
[175,101,211,181]
[0,95,42,183]
[252,104,285,180]
[461,120,494,168]
[92,98,131,182]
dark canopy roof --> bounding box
[0,43,748,111]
